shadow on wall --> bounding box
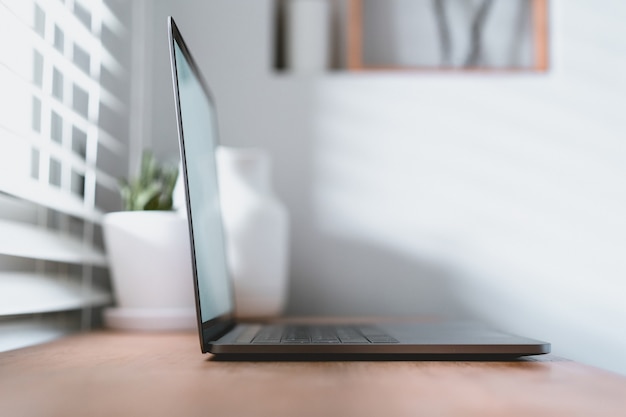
[286,232,469,319]
[273,78,512,320]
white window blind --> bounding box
[0,0,131,351]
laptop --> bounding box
[167,16,550,358]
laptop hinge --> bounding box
[204,320,236,343]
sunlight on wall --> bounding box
[306,0,626,373]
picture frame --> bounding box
[346,0,549,71]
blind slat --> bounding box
[0,176,104,223]
[0,272,112,315]
[0,8,126,113]
[0,124,120,192]
[0,219,107,265]
[0,0,127,78]
[0,0,131,350]
[99,1,128,38]
[46,0,126,78]
[0,319,71,352]
[0,65,126,156]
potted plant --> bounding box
[102,152,196,331]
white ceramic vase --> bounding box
[216,147,289,318]
[102,211,196,330]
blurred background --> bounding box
[1,0,625,375]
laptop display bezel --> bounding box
[168,16,236,352]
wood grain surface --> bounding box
[1,331,626,417]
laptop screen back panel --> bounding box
[168,17,236,351]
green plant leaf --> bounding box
[117,150,180,211]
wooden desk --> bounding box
[1,331,626,416]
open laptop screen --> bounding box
[170,23,233,324]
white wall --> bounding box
[142,0,626,375]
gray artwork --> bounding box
[361,0,535,68]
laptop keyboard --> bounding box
[239,325,399,344]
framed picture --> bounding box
[347,0,549,71]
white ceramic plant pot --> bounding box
[216,147,289,318]
[102,211,196,330]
